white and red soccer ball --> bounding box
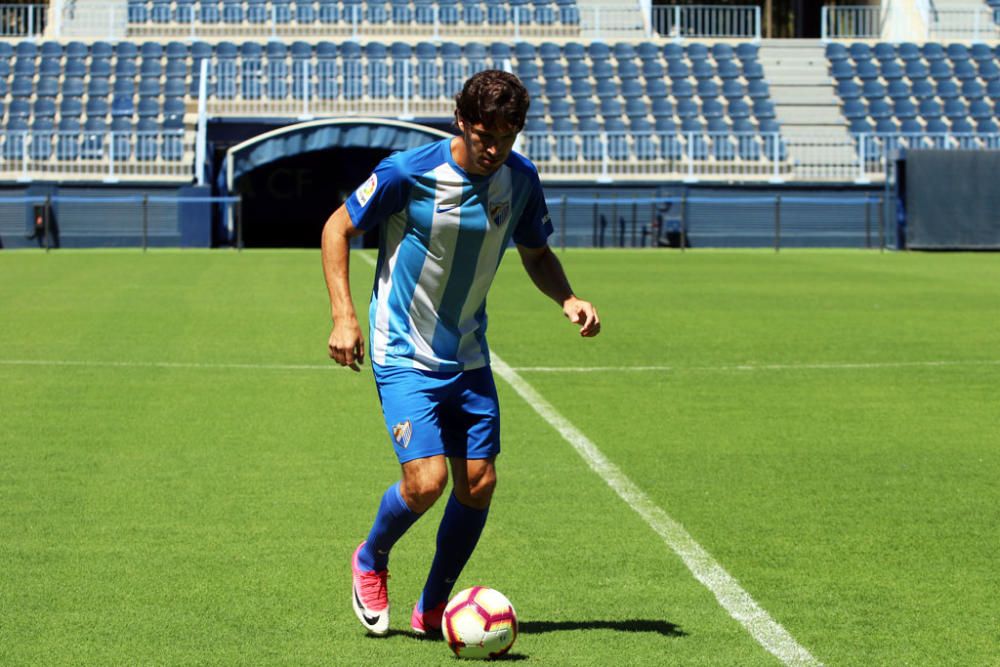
[442,587,518,659]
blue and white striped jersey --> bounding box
[345,138,552,372]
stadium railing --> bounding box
[57,2,761,42]
[0,130,194,183]
[650,4,760,42]
[822,3,1000,41]
[821,5,883,41]
[0,3,47,37]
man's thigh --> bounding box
[373,364,449,464]
[441,366,501,461]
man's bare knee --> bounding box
[401,457,448,513]
[453,463,496,509]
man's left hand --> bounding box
[563,297,601,337]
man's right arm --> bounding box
[321,204,366,372]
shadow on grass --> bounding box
[520,619,686,637]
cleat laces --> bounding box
[357,569,389,609]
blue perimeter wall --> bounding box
[0,184,212,250]
[0,181,895,250]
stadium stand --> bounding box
[828,41,1000,158]
[123,0,583,38]
[0,36,789,182]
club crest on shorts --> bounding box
[392,419,412,448]
[489,201,510,227]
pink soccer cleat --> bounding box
[411,601,446,636]
[351,542,390,635]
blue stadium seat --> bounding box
[701,98,724,119]
[318,0,339,23]
[60,97,83,118]
[624,97,647,119]
[894,98,917,119]
[752,99,776,119]
[868,98,891,119]
[849,43,872,60]
[11,76,33,99]
[296,1,316,24]
[856,60,879,80]
[630,117,655,160]
[112,94,135,118]
[880,60,903,80]
[199,0,221,23]
[58,118,81,160]
[873,42,895,61]
[887,79,910,100]
[896,42,919,61]
[930,60,953,80]
[37,76,59,99]
[696,79,719,98]
[174,0,196,22]
[650,97,673,119]
[367,0,388,24]
[461,0,484,24]
[962,79,985,99]
[111,117,132,159]
[573,97,596,121]
[33,97,56,119]
[82,117,108,159]
[936,79,959,99]
[740,61,763,80]
[921,42,945,61]
[163,97,184,124]
[646,78,667,99]
[128,0,148,23]
[919,98,943,118]
[672,78,693,98]
[222,0,244,23]
[87,76,111,98]
[977,118,999,134]
[676,98,698,119]
[548,97,570,119]
[728,99,751,119]
[604,117,629,160]
[969,99,993,120]
[862,80,886,99]
[910,78,934,99]
[747,80,770,100]
[138,97,160,118]
[139,77,161,98]
[551,117,576,161]
[115,58,137,78]
[600,97,622,118]
[151,0,171,23]
[7,100,29,120]
[656,117,682,160]
[826,42,849,61]
[637,41,659,61]
[39,57,60,77]
[831,59,854,80]
[944,98,968,120]
[267,43,290,99]
[843,99,866,120]
[578,117,601,160]
[27,118,54,160]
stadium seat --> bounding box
[57,118,81,160]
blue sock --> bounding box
[418,493,489,612]
[357,481,422,572]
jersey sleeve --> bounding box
[512,168,553,248]
[345,154,410,232]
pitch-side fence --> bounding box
[544,194,894,251]
[0,194,240,250]
[0,193,894,251]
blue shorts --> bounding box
[372,364,501,464]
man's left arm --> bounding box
[516,244,601,338]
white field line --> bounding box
[516,359,1000,373]
[491,353,822,667]
[0,359,338,372]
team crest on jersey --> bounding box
[489,201,511,227]
[392,419,412,448]
[356,173,378,207]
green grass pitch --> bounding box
[1,249,998,665]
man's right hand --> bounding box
[328,321,365,372]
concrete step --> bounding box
[775,105,847,124]
[769,85,838,105]
[766,74,832,86]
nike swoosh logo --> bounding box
[436,204,459,213]
[354,586,381,626]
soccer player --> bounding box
[321,70,600,636]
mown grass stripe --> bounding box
[490,355,822,667]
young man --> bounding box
[321,70,600,636]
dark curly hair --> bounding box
[454,70,530,132]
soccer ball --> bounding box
[442,587,518,659]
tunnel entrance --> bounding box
[235,146,390,248]
[224,118,454,248]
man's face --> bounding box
[460,118,519,175]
